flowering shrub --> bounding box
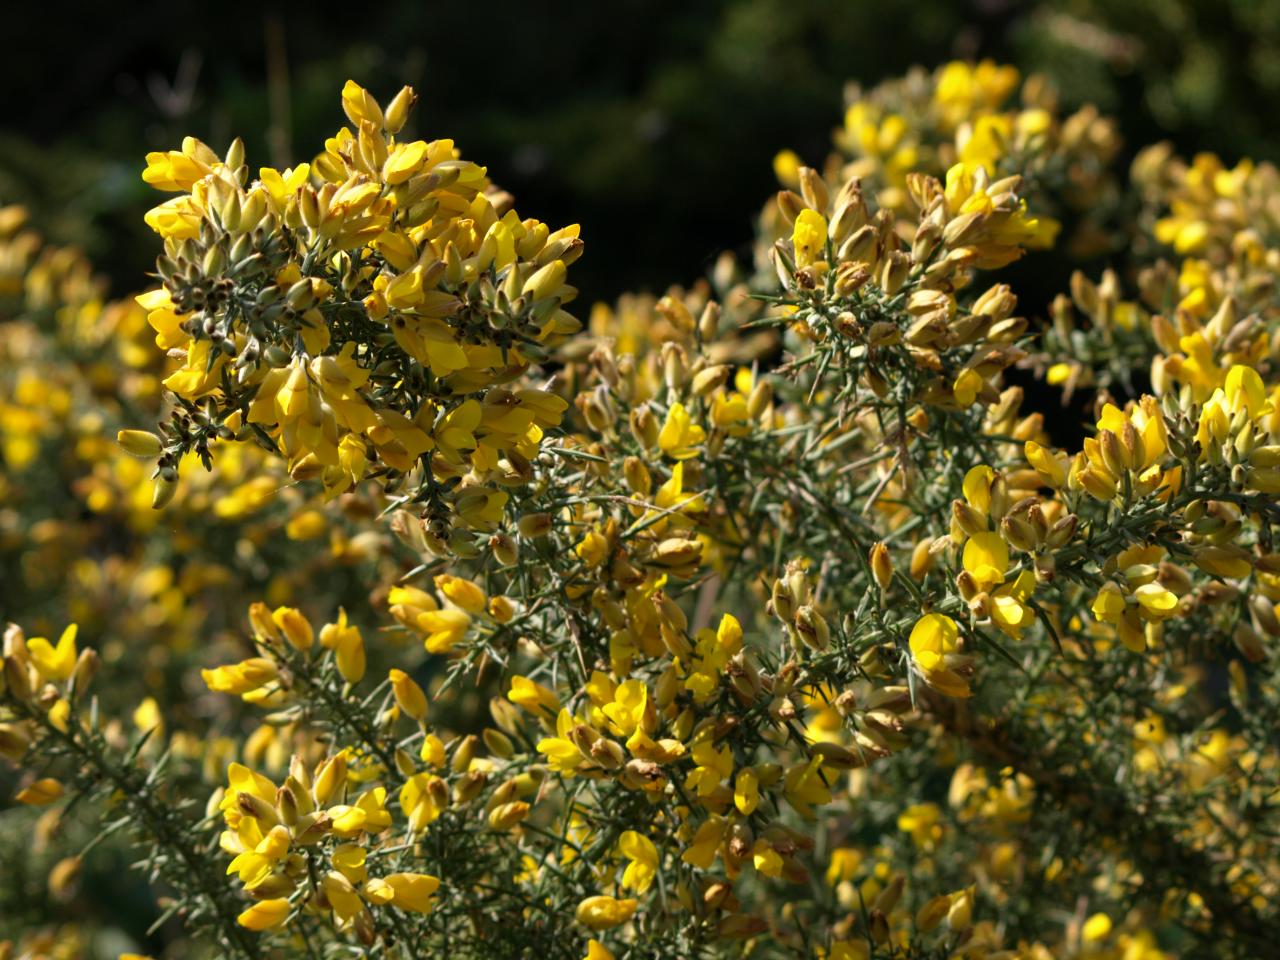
[4,64,1280,959]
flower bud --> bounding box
[384,85,418,134]
[869,542,893,592]
[117,429,163,458]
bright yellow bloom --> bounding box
[236,897,290,931]
[26,624,78,682]
[575,895,638,931]
[384,872,440,913]
[909,613,971,698]
[618,831,659,893]
[657,403,705,459]
[792,209,828,268]
[962,531,1008,591]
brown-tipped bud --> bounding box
[384,85,418,134]
[661,342,687,392]
[623,456,652,496]
[589,737,626,769]
[488,800,530,831]
[812,741,874,769]
[1251,594,1280,636]
[869,542,893,592]
[952,500,987,538]
[276,785,300,827]
[630,404,659,449]
[879,251,911,296]
[451,734,479,774]
[770,578,796,622]
[698,301,721,342]
[917,892,952,932]
[1045,513,1079,550]
[727,651,762,703]
[237,790,280,825]
[151,474,178,510]
[793,605,830,651]
[873,875,905,914]
[747,380,773,420]
[838,224,877,264]
[1001,515,1039,552]
[776,190,806,225]
[489,533,519,566]
[426,776,451,813]
[453,769,487,804]
[517,513,553,539]
[1098,429,1127,478]
[798,166,830,213]
[69,648,100,699]
[869,909,890,944]
[833,261,871,296]
[3,656,32,701]
[692,364,731,397]
[0,723,31,760]
[910,539,936,579]
[483,728,516,760]
[567,723,598,757]
[1234,623,1266,663]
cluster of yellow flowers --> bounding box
[773,60,1118,247]
[134,81,576,549]
[5,67,1280,960]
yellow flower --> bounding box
[575,895,638,931]
[953,367,984,407]
[618,831,658,893]
[825,847,862,886]
[908,613,970,698]
[962,531,1008,591]
[898,801,942,848]
[685,739,733,797]
[401,773,446,833]
[602,679,648,737]
[792,208,828,269]
[1024,440,1068,488]
[236,897,290,930]
[575,529,610,568]
[434,574,488,614]
[508,675,561,720]
[734,769,760,815]
[752,839,784,877]
[384,872,440,913]
[26,624,78,682]
[320,608,365,683]
[1082,912,1112,943]
[783,757,833,818]
[680,815,727,869]
[657,403,705,460]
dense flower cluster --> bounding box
[5,68,1280,960]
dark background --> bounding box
[6,0,1280,311]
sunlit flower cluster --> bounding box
[5,66,1280,960]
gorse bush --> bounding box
[3,62,1280,959]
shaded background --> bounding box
[6,0,1280,312]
